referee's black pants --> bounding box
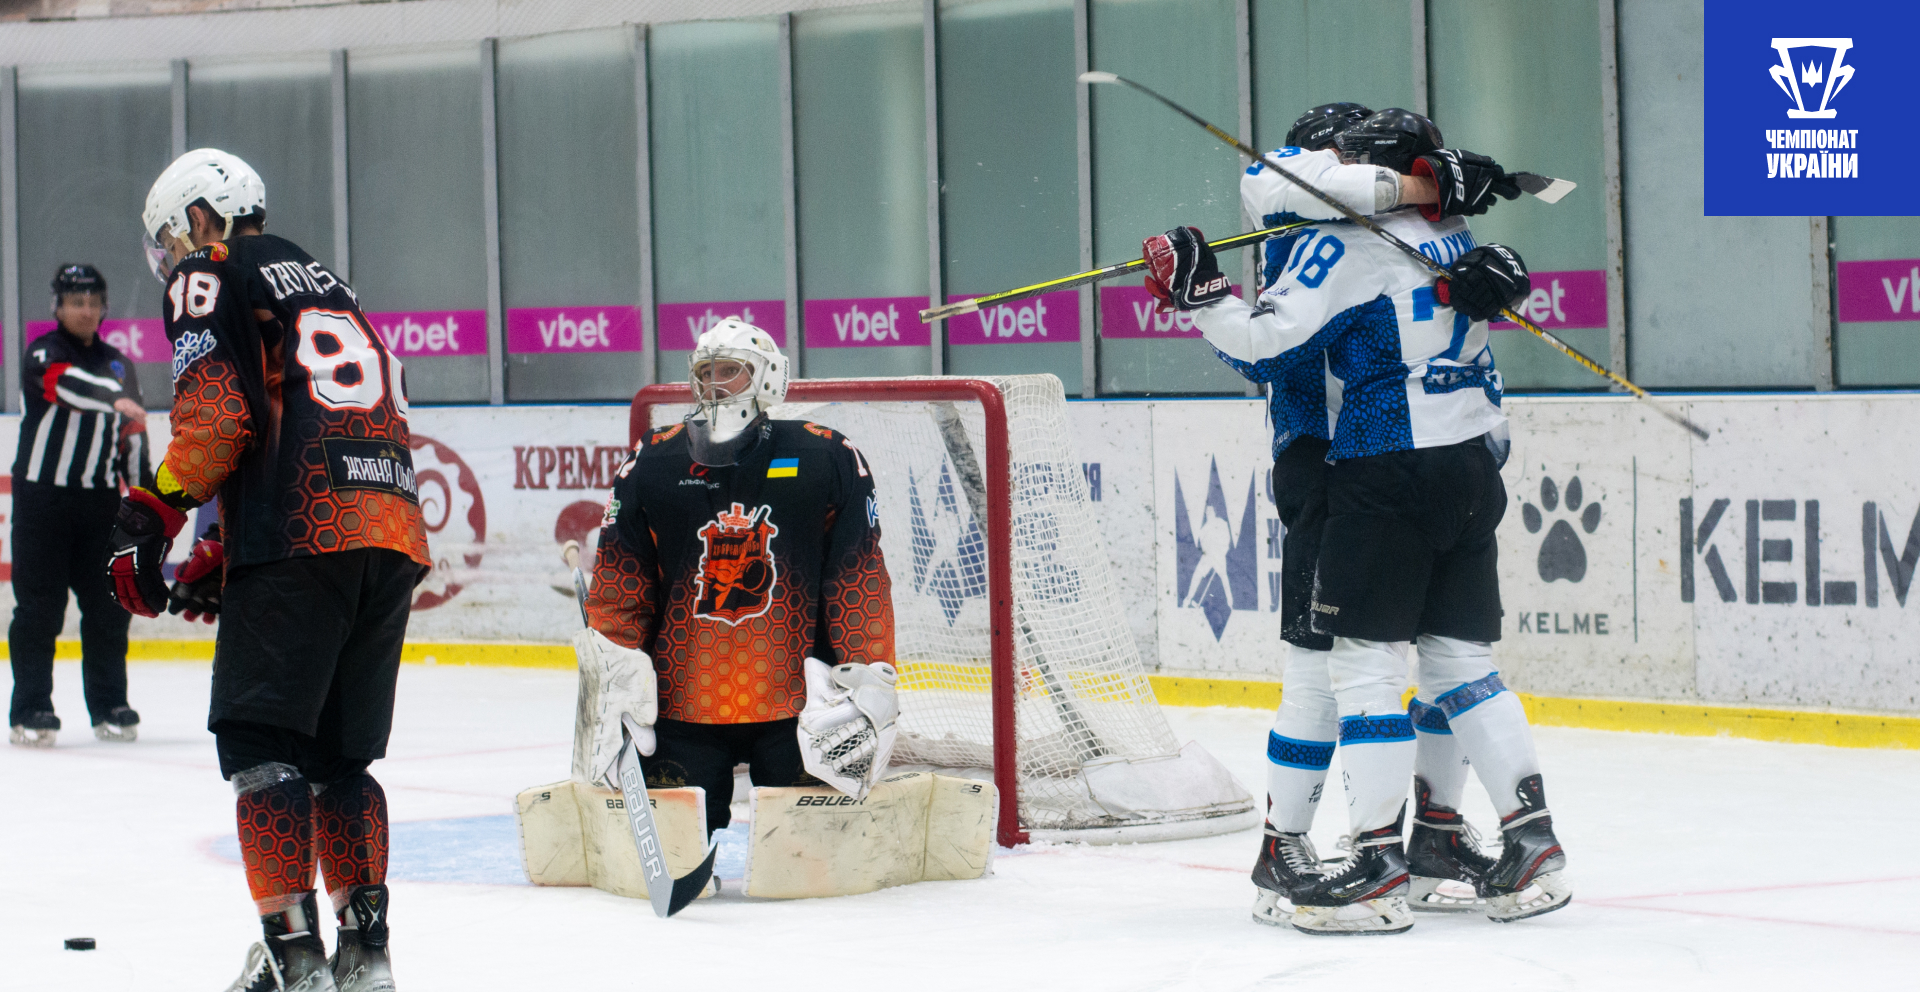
[8,478,130,726]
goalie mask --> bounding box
[1334,108,1444,175]
[141,148,267,283]
[687,318,788,467]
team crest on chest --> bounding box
[694,502,780,625]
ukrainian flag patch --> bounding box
[767,457,799,479]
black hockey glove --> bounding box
[1413,149,1522,220]
[1436,244,1530,322]
[1144,227,1232,312]
[107,488,185,619]
[168,524,225,624]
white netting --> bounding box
[724,375,1251,835]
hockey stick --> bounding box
[1080,71,1709,442]
[920,221,1311,324]
[561,540,717,918]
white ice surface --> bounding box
[6,661,1920,991]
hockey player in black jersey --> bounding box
[582,319,900,838]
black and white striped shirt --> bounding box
[12,327,151,489]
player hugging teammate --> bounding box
[1145,105,1569,935]
[110,149,428,991]
[577,319,901,840]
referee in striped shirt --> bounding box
[8,264,152,748]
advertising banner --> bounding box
[505,306,642,354]
[946,290,1079,346]
[1835,259,1920,322]
[366,310,489,358]
[26,319,171,363]
[1488,270,1608,331]
[655,300,788,350]
[1098,285,1239,340]
[803,296,931,348]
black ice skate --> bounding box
[1289,810,1414,936]
[1406,776,1494,913]
[224,892,338,992]
[9,710,59,748]
[1250,826,1323,926]
[1479,773,1571,922]
[331,884,397,992]
[93,705,140,743]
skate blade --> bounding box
[9,727,56,748]
[1409,874,1486,913]
[93,723,137,743]
[1291,896,1414,936]
[1487,871,1572,922]
[1251,888,1292,927]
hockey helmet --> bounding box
[52,263,106,305]
[141,148,266,282]
[687,318,789,463]
[1334,109,1444,174]
[1285,102,1374,152]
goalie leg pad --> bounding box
[744,772,995,899]
[514,779,711,900]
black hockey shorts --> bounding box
[211,547,424,783]
[1311,437,1506,644]
[640,717,819,834]
[1272,436,1334,653]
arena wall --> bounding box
[7,391,1918,719]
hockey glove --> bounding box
[797,658,900,800]
[1413,149,1521,220]
[167,525,224,624]
[1144,227,1232,313]
[571,628,658,789]
[1436,244,1530,322]
[107,488,185,618]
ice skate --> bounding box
[1406,776,1493,913]
[1289,814,1413,936]
[93,705,140,743]
[10,711,59,748]
[1480,773,1570,922]
[330,885,396,992]
[224,893,338,992]
[1250,826,1322,925]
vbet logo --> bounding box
[1703,0,1920,215]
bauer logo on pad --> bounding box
[1704,0,1920,215]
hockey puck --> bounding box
[64,937,96,951]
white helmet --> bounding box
[140,148,266,281]
[686,318,788,462]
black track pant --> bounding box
[640,717,816,834]
[8,478,128,725]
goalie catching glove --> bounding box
[1143,226,1232,312]
[797,658,899,800]
[573,628,658,789]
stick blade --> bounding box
[920,299,979,323]
[664,845,720,917]
[1078,71,1119,85]
[1513,172,1577,204]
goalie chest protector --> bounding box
[600,419,894,724]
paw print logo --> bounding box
[1521,476,1602,583]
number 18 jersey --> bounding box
[157,234,428,571]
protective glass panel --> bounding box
[938,0,1082,392]
[793,3,929,379]
[497,28,643,402]
[1832,217,1920,387]
[347,44,489,403]
[1250,0,1415,150]
[1619,0,1813,388]
[1090,0,1247,395]
[17,64,172,407]
[1431,0,1610,391]
[649,19,783,385]
[187,55,334,269]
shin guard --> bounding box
[314,773,391,916]
[234,764,316,915]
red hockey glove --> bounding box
[168,524,225,624]
[107,488,185,618]
[1143,227,1232,313]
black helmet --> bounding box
[1334,108,1444,174]
[1285,103,1374,152]
[53,263,106,301]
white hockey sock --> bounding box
[1410,697,1470,811]
[1417,635,1541,819]
[1267,647,1335,833]
[1329,637,1415,834]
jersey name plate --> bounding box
[320,438,419,502]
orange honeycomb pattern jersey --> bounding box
[158,235,427,570]
[587,419,894,724]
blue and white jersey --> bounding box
[1193,207,1505,461]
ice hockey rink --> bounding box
[5,659,1916,991]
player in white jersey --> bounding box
[1238,105,1528,926]
[1147,108,1568,934]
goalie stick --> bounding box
[1080,70,1709,442]
[562,540,717,918]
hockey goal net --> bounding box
[631,375,1254,846]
